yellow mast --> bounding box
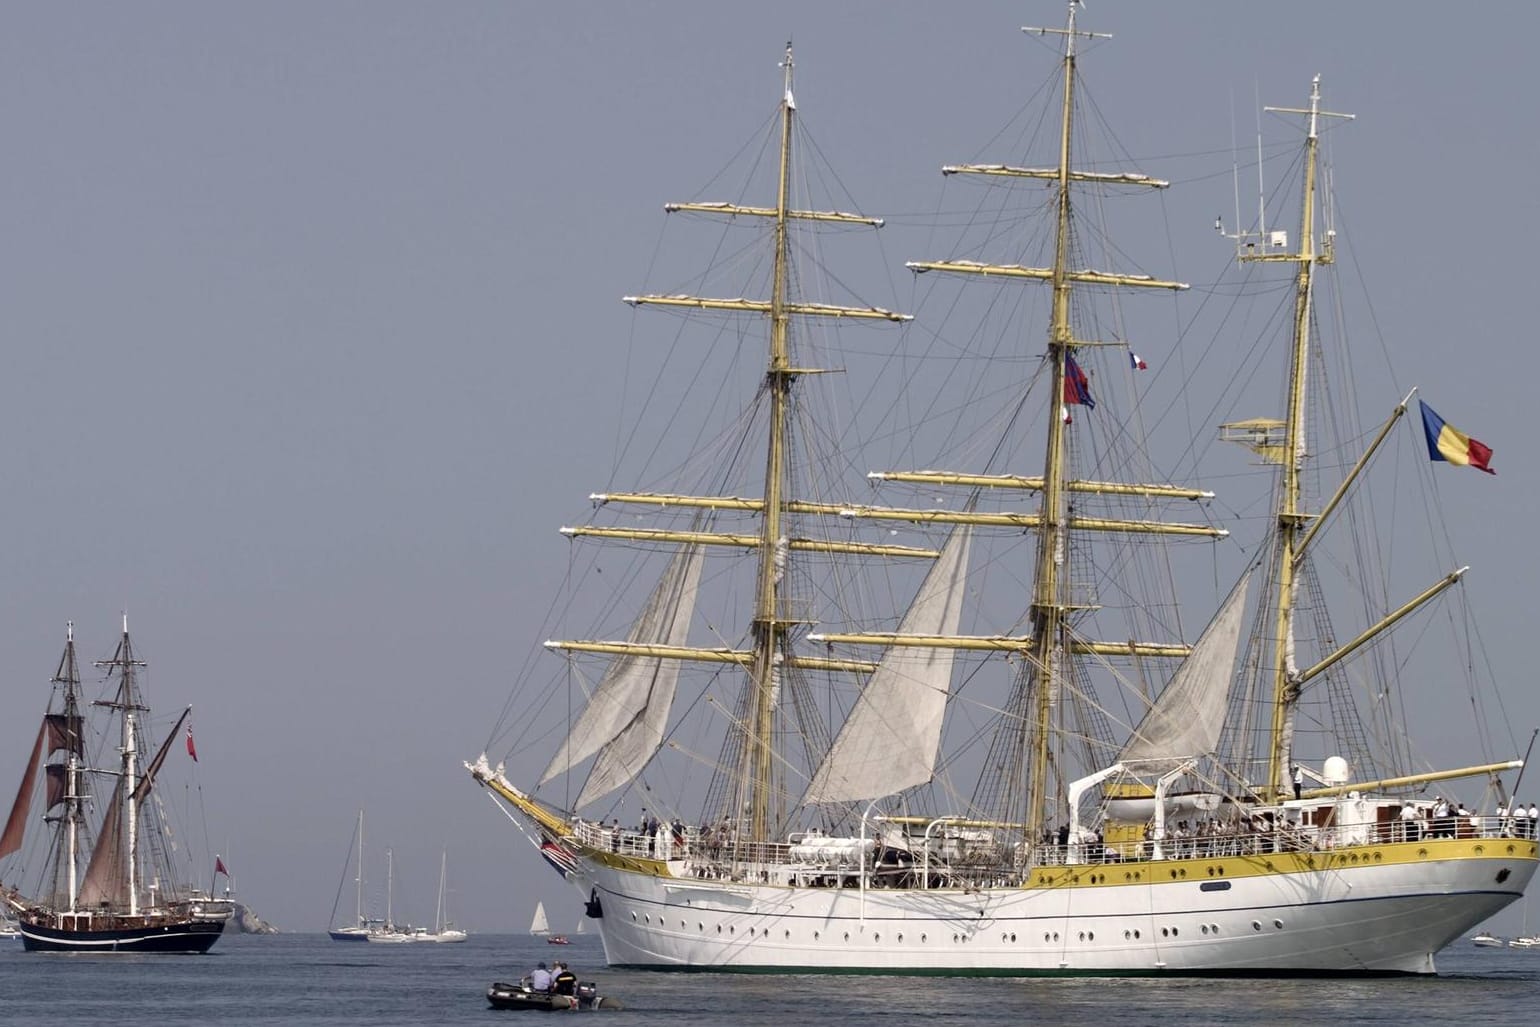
[739,43,800,844]
[906,3,1190,841]
[1247,77,1352,799]
[1021,4,1087,844]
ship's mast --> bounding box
[94,614,148,915]
[1245,77,1351,798]
[54,622,84,911]
[1021,0,1099,843]
[741,43,799,844]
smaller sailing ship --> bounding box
[407,850,467,942]
[529,900,554,940]
[328,810,385,941]
[1,620,232,953]
[364,847,413,943]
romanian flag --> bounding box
[1419,400,1495,475]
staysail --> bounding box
[803,525,973,804]
[77,706,190,909]
[540,544,704,807]
[1116,568,1253,771]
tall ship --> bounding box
[469,3,1536,974]
[1,620,231,952]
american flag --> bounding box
[540,840,579,880]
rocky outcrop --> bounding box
[226,902,279,934]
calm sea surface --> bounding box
[1,932,1536,1026]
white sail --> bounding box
[529,900,550,936]
[1117,569,1253,771]
[803,526,972,804]
[539,545,704,807]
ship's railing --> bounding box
[565,812,1536,884]
[1036,813,1533,869]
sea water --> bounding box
[0,932,1535,1026]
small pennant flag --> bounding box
[1419,400,1495,475]
[185,725,199,762]
[1130,352,1148,370]
[215,856,229,877]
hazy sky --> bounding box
[2,2,1537,936]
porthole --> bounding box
[698,922,704,932]
[631,912,638,922]
[1252,921,1262,931]
[1201,925,1209,935]
[1210,924,1219,934]
[1010,933,1016,942]
[1088,931,1095,941]
[716,925,722,933]
[681,921,686,930]
[784,929,791,939]
[1044,933,1052,943]
[873,934,880,942]
[843,932,850,942]
[1172,927,1179,937]
[920,934,927,943]
[897,933,904,942]
[1161,928,1169,937]
[1124,930,1132,940]
[813,930,820,940]
[1133,929,1141,939]
[729,926,735,935]
[1273,919,1284,930]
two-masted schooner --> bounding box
[470,3,1535,974]
[2,619,231,952]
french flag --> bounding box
[1130,353,1148,371]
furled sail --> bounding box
[1116,568,1253,771]
[540,544,705,807]
[803,525,973,804]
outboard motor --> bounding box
[576,982,598,1006]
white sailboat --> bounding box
[410,850,468,942]
[468,3,1536,976]
[364,848,412,943]
[529,901,550,937]
[328,810,382,941]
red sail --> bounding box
[0,721,48,859]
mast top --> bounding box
[1265,74,1354,140]
[1024,1,1110,59]
[780,41,795,110]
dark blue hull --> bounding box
[20,917,224,953]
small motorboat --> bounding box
[487,980,622,1012]
[1472,931,1504,947]
[546,934,570,945]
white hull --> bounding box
[573,851,1533,975]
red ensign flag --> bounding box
[186,725,199,762]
